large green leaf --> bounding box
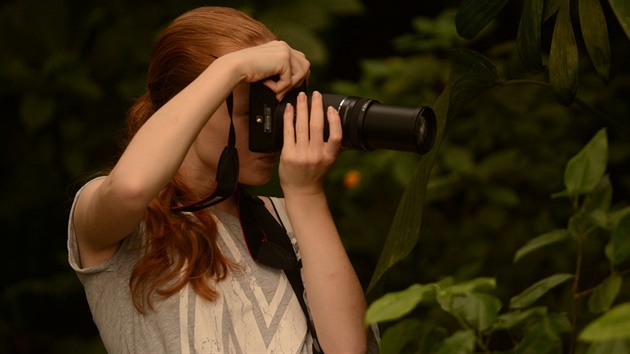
[578,0,610,82]
[365,155,436,294]
[435,330,475,354]
[438,292,503,331]
[580,302,630,341]
[568,209,603,240]
[511,315,563,354]
[365,283,435,324]
[588,274,622,314]
[380,319,447,354]
[447,50,504,122]
[543,0,562,21]
[510,273,574,309]
[581,176,612,215]
[557,128,608,197]
[605,214,630,265]
[516,0,544,73]
[586,339,630,354]
[608,206,630,230]
[379,319,423,354]
[609,0,630,40]
[441,277,496,295]
[450,48,502,77]
[366,49,502,294]
[455,0,511,39]
[493,307,548,330]
[549,0,579,105]
[448,49,504,93]
[514,229,570,263]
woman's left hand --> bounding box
[279,91,342,197]
[278,91,367,353]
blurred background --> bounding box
[1,0,628,353]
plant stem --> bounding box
[574,286,597,299]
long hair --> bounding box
[126,7,277,313]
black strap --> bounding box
[171,93,238,212]
[238,190,298,270]
[238,190,323,353]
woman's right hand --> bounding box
[73,40,309,268]
[218,40,310,100]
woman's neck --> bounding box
[213,195,238,216]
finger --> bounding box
[282,102,296,152]
[294,92,309,147]
[290,49,309,84]
[309,91,325,149]
[265,70,292,101]
[302,69,311,88]
[277,49,308,101]
[325,106,343,154]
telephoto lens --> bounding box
[248,81,437,154]
[320,94,436,154]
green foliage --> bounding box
[357,2,630,352]
[588,274,622,314]
[456,0,511,40]
[366,128,630,353]
[580,302,630,342]
[509,273,574,310]
[513,229,569,263]
[579,0,611,83]
[609,0,630,40]
[549,0,579,105]
[366,47,507,293]
[516,0,544,74]
[606,215,630,265]
[555,128,608,197]
[458,0,620,108]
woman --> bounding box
[67,6,373,353]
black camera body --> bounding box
[248,80,437,154]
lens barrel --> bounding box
[322,94,436,154]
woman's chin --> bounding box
[239,173,273,186]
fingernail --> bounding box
[312,90,321,98]
[298,91,306,101]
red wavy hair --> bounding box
[125,7,277,313]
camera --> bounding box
[248,80,437,154]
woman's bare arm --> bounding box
[280,92,368,353]
[73,41,309,268]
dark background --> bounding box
[1,0,628,353]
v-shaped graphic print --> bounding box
[179,220,308,354]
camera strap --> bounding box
[237,189,323,354]
[171,93,239,212]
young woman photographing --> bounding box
[68,6,376,353]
